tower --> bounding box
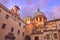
[33,8,47,29]
[23,16,32,24]
[11,5,20,20]
[23,16,33,35]
[12,5,20,14]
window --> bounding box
[59,24,60,26]
[14,16,16,20]
[2,23,6,29]
[54,33,58,39]
[5,32,16,40]
[25,36,31,40]
[18,30,20,34]
[44,36,46,39]
[36,18,38,21]
[19,23,21,26]
[40,18,42,21]
[5,14,9,19]
[0,10,1,12]
[23,25,25,28]
[23,32,24,36]
[35,36,39,40]
[46,34,50,39]
[11,27,14,32]
[14,16,16,18]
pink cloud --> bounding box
[21,4,38,18]
[25,0,34,5]
[38,0,51,7]
[0,0,9,5]
[51,6,60,19]
[22,0,51,8]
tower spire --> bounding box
[34,8,44,16]
[37,8,40,12]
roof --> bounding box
[46,18,60,23]
[45,18,60,25]
[0,3,26,24]
[34,8,44,16]
[34,8,47,19]
[0,3,10,13]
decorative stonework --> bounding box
[5,32,16,40]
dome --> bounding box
[34,8,44,16]
[34,8,47,21]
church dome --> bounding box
[34,8,47,20]
[34,8,44,16]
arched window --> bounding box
[2,23,6,29]
[11,27,14,32]
[36,18,38,21]
[25,35,31,40]
[40,18,42,21]
[5,32,16,40]
[35,36,39,40]
[5,14,9,19]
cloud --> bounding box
[25,0,34,5]
[51,6,60,19]
[37,0,51,8]
[20,0,51,18]
[20,0,51,8]
[0,0,9,5]
[0,0,60,20]
[21,4,38,18]
[45,6,60,21]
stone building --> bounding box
[0,3,60,40]
[23,8,60,40]
[0,3,26,40]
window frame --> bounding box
[18,30,20,35]
[5,14,9,19]
[11,27,14,32]
[35,36,39,40]
[53,33,58,39]
[0,10,1,12]
[46,34,50,39]
[2,23,6,29]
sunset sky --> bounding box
[0,0,60,20]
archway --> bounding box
[5,32,16,40]
[25,35,31,40]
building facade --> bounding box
[0,3,60,40]
[0,3,26,40]
[24,8,60,40]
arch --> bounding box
[25,35,31,40]
[5,32,16,40]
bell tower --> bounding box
[23,16,33,35]
[23,16,32,24]
[11,5,20,20]
[12,5,20,14]
[33,8,47,29]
